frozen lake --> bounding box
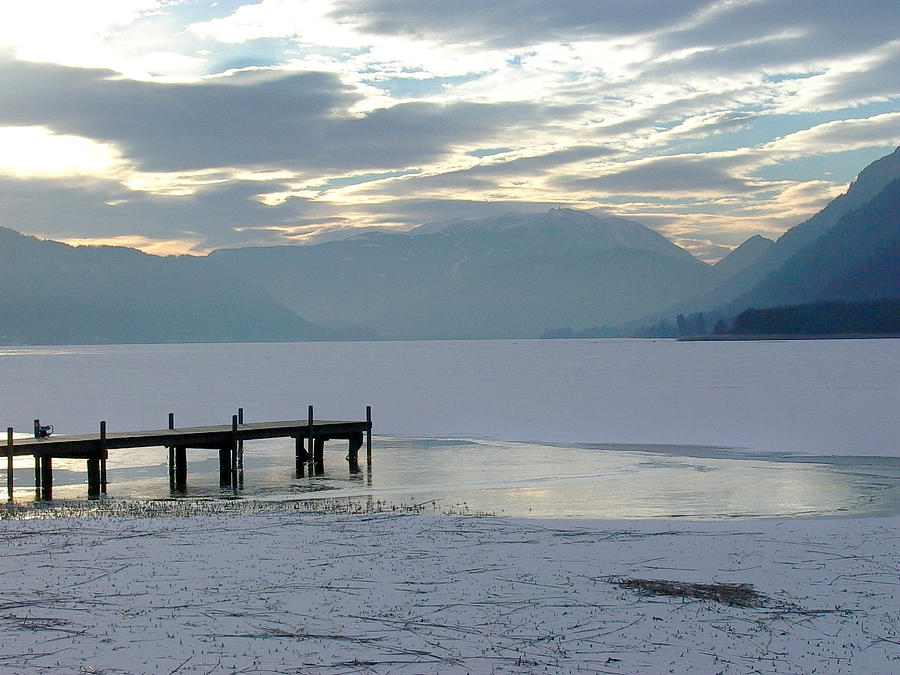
[1,338,897,517]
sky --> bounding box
[0,0,898,262]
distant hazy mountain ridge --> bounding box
[0,228,330,344]
[211,208,719,339]
[712,235,774,279]
[410,210,694,261]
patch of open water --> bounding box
[6,436,899,519]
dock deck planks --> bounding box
[6,419,371,458]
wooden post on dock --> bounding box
[295,437,306,477]
[366,405,372,462]
[39,457,52,501]
[86,424,103,500]
[34,456,52,501]
[99,420,108,495]
[86,458,101,499]
[6,427,13,501]
[218,444,231,486]
[236,408,244,488]
[86,421,105,499]
[218,416,235,488]
[313,437,325,474]
[167,413,175,490]
[307,405,314,470]
[230,414,238,490]
[174,446,187,492]
[348,432,362,474]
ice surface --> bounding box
[0,338,895,456]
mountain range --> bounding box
[1,147,897,343]
[210,210,731,339]
[0,229,330,344]
[664,147,900,321]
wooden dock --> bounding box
[5,406,372,501]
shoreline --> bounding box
[678,332,900,341]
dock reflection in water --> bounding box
[9,437,900,520]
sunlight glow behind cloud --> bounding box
[0,127,126,178]
[0,0,897,261]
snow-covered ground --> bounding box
[1,503,898,674]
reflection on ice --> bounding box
[7,436,898,520]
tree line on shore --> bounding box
[543,299,900,338]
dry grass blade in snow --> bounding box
[611,577,769,607]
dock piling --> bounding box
[34,456,53,501]
[174,446,187,492]
[348,431,363,474]
[230,414,238,490]
[366,405,372,462]
[218,415,237,487]
[236,408,244,488]
[348,431,363,463]
[99,421,108,495]
[219,452,232,488]
[295,437,306,477]
[6,427,13,501]
[87,457,101,499]
[167,413,175,489]
[307,405,314,470]
[313,438,325,474]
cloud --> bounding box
[558,151,770,198]
[773,43,900,113]
[0,1,163,59]
[0,1,897,256]
[330,0,710,46]
[0,58,359,171]
[0,126,127,178]
[763,113,900,158]
[0,57,580,178]
[0,173,318,253]
[60,234,201,257]
[313,145,616,204]
[659,0,900,63]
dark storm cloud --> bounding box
[0,58,565,173]
[331,0,710,46]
